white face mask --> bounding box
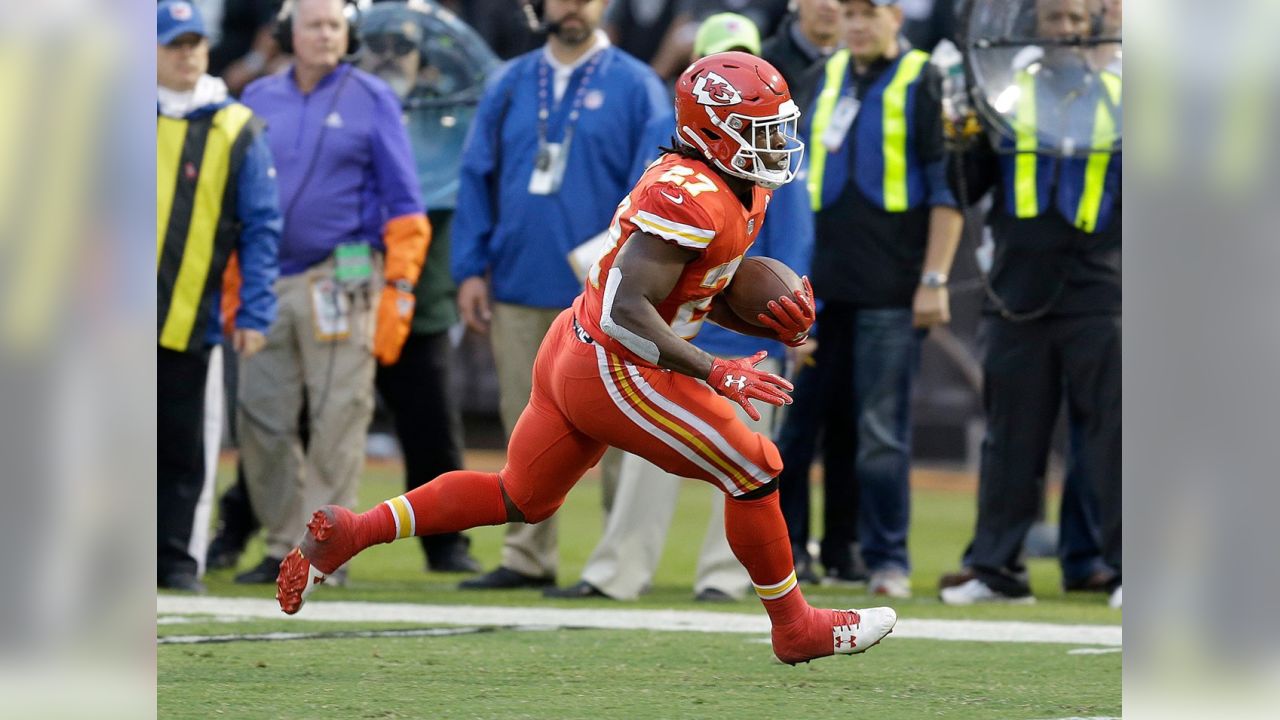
[719,100,806,189]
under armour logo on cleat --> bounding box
[723,375,747,391]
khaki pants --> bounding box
[491,302,603,578]
[239,258,378,559]
[578,358,780,600]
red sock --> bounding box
[724,490,810,627]
[354,470,509,549]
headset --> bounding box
[274,0,364,56]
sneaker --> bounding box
[1109,585,1122,609]
[868,569,912,599]
[772,606,897,665]
[276,506,363,615]
[939,578,1035,606]
[458,566,555,590]
[234,555,284,585]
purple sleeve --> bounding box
[368,84,426,220]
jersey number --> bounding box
[658,166,719,197]
[670,255,743,339]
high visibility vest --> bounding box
[1001,69,1122,233]
[806,48,931,213]
[156,103,261,352]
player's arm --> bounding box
[601,230,715,379]
[602,232,794,420]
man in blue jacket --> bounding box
[156,0,280,593]
[452,0,672,589]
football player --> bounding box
[276,52,897,665]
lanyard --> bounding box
[536,50,605,171]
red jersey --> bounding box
[574,153,771,367]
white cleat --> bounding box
[1109,586,1122,609]
[833,606,898,656]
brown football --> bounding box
[722,256,804,327]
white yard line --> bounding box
[158,595,1121,646]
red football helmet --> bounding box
[674,52,804,189]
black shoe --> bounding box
[694,588,735,603]
[205,533,246,571]
[821,564,869,587]
[159,572,207,593]
[1063,568,1119,593]
[427,544,483,574]
[939,567,977,590]
[542,580,607,599]
[458,566,554,590]
[234,555,283,585]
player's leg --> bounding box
[575,347,896,663]
[277,315,607,613]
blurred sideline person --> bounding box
[761,0,857,588]
[438,0,541,59]
[940,0,1121,606]
[603,0,680,67]
[783,0,963,598]
[233,0,431,584]
[762,0,848,90]
[277,52,901,669]
[451,0,672,590]
[543,13,812,603]
[359,0,489,573]
[157,0,281,592]
[647,0,789,81]
[209,0,290,95]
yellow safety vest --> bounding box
[807,49,931,212]
[156,103,257,352]
[1012,70,1122,233]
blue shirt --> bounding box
[243,64,424,276]
[451,46,672,308]
[695,177,814,362]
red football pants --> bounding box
[499,310,783,522]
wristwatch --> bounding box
[391,279,414,293]
[920,271,949,289]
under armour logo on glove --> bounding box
[706,351,793,421]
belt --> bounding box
[571,315,595,345]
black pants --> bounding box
[375,330,470,562]
[969,314,1122,593]
[158,345,211,580]
[776,304,859,572]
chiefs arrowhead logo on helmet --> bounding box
[691,71,742,107]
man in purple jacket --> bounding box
[233,0,431,584]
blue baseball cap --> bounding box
[158,1,207,45]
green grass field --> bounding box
[157,458,1121,719]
